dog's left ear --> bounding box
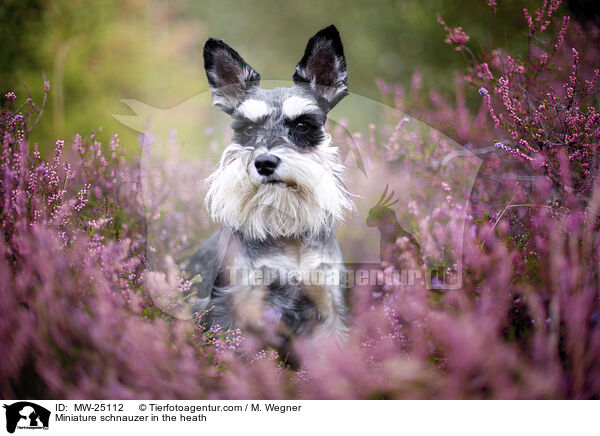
[203,38,261,114]
[293,25,349,111]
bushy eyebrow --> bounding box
[282,96,321,118]
[235,99,271,121]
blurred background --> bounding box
[1,0,595,155]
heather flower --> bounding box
[555,16,570,50]
[437,14,470,51]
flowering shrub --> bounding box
[1,0,600,399]
[0,86,228,398]
[439,0,599,201]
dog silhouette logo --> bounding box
[3,402,50,433]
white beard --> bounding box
[205,135,354,240]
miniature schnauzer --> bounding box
[188,25,354,354]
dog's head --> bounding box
[203,25,354,240]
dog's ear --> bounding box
[203,38,261,114]
[293,25,348,111]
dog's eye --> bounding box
[244,125,256,135]
[293,121,310,133]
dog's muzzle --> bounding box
[254,153,281,177]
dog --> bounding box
[187,25,354,358]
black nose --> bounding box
[254,153,281,176]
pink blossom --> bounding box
[437,14,470,51]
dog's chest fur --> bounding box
[193,228,347,340]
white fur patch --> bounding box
[237,99,270,121]
[282,96,320,119]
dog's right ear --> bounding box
[203,38,261,114]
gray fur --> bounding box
[188,25,352,350]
